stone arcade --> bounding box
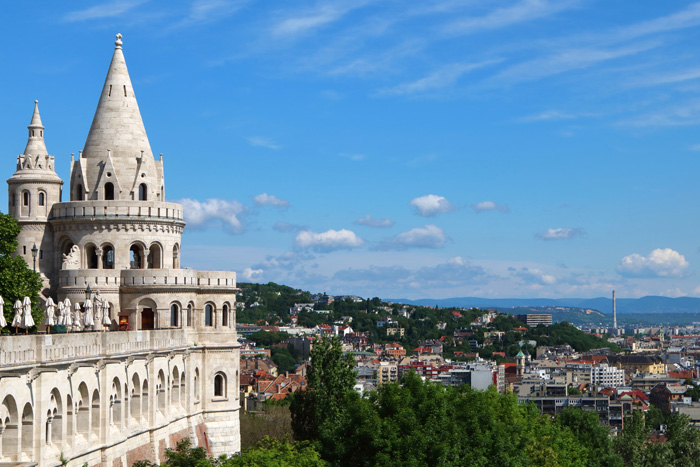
[0,34,241,465]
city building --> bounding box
[0,35,240,465]
[516,314,553,327]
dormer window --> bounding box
[105,182,115,200]
[139,183,147,201]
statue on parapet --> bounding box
[62,245,80,270]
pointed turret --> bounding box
[24,100,48,157]
[75,33,163,201]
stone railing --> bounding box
[56,269,236,289]
[49,200,184,222]
[120,269,236,288]
[0,329,189,368]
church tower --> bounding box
[71,33,164,203]
[7,100,63,291]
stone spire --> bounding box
[78,33,160,199]
[24,100,48,157]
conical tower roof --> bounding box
[24,100,48,157]
[76,33,162,201]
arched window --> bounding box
[76,184,84,201]
[23,191,29,206]
[102,245,114,269]
[170,304,179,327]
[104,182,114,200]
[222,304,229,327]
[214,373,226,397]
[85,244,98,269]
[38,192,45,206]
[139,183,147,201]
[187,304,193,327]
[130,245,141,269]
[205,304,213,327]
[172,244,180,269]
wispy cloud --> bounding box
[254,193,290,208]
[493,43,658,85]
[63,0,146,22]
[376,224,447,250]
[619,99,700,127]
[168,0,248,29]
[179,198,248,234]
[519,110,577,122]
[471,200,509,213]
[514,267,556,285]
[354,214,395,228]
[273,222,307,233]
[379,60,499,96]
[248,136,281,149]
[271,2,368,38]
[536,227,582,241]
[444,0,576,36]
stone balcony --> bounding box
[57,268,236,289]
[49,200,184,223]
[0,328,189,369]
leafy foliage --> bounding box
[0,212,42,331]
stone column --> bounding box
[96,248,103,269]
[141,249,149,269]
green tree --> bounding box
[0,213,42,331]
[555,408,621,467]
[222,437,325,467]
[290,336,355,442]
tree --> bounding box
[290,336,355,442]
[0,213,42,331]
[555,408,621,467]
[222,437,325,467]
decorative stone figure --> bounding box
[62,245,81,270]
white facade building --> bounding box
[0,34,240,466]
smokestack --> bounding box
[613,290,617,330]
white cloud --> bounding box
[379,60,499,96]
[271,2,368,38]
[179,198,247,233]
[515,267,556,285]
[354,214,395,228]
[248,136,281,149]
[537,227,582,240]
[519,110,576,122]
[445,0,575,35]
[376,224,447,250]
[63,0,145,22]
[241,267,264,281]
[410,194,454,217]
[471,200,509,213]
[294,229,364,252]
[617,248,689,278]
[254,193,290,207]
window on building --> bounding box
[76,184,83,201]
[139,183,147,201]
[129,245,141,269]
[23,191,29,206]
[222,304,229,327]
[187,304,193,327]
[102,246,114,269]
[214,373,226,397]
[105,182,115,200]
[205,304,213,327]
[38,192,45,206]
[171,304,179,327]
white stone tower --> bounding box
[6,100,63,290]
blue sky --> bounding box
[2,1,700,300]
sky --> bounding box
[1,1,700,300]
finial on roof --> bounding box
[115,33,123,49]
[34,100,38,104]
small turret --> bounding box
[7,100,64,292]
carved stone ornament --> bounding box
[62,245,81,270]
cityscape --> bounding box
[3,2,700,466]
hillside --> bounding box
[387,295,700,315]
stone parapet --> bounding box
[57,269,236,289]
[49,200,184,223]
[0,328,188,368]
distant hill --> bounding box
[385,296,700,315]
